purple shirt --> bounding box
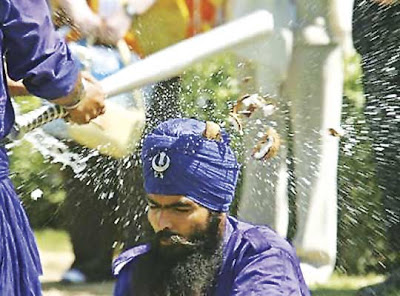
[0,1,78,294]
[0,0,79,138]
[113,216,311,296]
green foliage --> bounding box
[13,95,42,113]
[336,54,398,274]
[180,53,240,124]
[343,55,365,109]
[9,96,66,228]
[10,139,66,228]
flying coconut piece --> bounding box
[233,94,275,118]
[252,127,281,160]
[228,93,280,160]
[328,127,345,138]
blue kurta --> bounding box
[0,0,79,294]
[113,216,311,296]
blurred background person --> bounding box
[353,0,400,295]
[225,0,354,285]
[0,0,105,293]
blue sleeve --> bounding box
[0,0,79,100]
[230,249,310,296]
[113,267,131,296]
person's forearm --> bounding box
[7,71,82,102]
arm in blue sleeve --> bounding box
[230,249,310,296]
[0,0,79,100]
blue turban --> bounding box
[141,118,240,212]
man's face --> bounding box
[147,194,211,246]
[134,194,225,295]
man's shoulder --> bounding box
[221,217,310,296]
[228,216,296,257]
[112,243,151,276]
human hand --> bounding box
[68,72,106,124]
[53,72,106,124]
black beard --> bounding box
[130,212,224,296]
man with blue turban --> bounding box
[113,118,310,296]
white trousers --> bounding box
[228,0,346,284]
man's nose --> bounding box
[156,210,173,230]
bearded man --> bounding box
[112,118,310,296]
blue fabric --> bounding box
[0,0,79,100]
[0,147,42,296]
[0,0,79,138]
[0,0,80,293]
[112,216,311,296]
[142,118,240,212]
